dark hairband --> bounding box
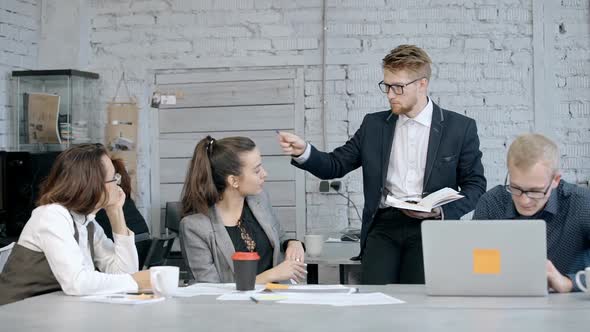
[206,136,215,156]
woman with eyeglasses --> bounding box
[0,144,151,305]
[179,136,307,284]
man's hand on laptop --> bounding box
[546,260,573,293]
[401,207,442,220]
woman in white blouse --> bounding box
[0,143,151,305]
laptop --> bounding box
[421,219,547,296]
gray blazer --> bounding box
[179,192,289,282]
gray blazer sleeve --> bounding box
[179,215,221,283]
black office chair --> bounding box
[163,201,184,264]
[141,202,183,270]
[141,236,175,270]
[165,201,182,235]
[134,232,152,269]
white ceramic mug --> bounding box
[575,267,590,292]
[150,266,179,297]
[304,234,324,257]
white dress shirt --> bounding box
[384,97,433,203]
[18,204,139,295]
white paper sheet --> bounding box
[173,283,264,297]
[277,292,405,306]
[270,284,356,293]
[216,285,356,301]
[80,294,165,305]
[216,290,265,301]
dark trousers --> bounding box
[361,208,425,284]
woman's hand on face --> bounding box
[104,186,129,235]
[106,186,126,212]
[270,260,307,283]
[285,241,305,263]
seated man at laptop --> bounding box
[474,133,590,293]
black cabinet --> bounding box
[0,151,60,238]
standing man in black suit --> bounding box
[278,45,486,284]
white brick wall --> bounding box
[0,0,39,149]
[1,0,574,234]
[552,1,590,185]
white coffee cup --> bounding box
[150,266,179,297]
[575,267,590,292]
[305,234,324,257]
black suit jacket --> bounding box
[293,102,486,253]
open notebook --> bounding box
[385,187,463,212]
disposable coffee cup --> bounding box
[232,252,260,291]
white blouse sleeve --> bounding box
[91,221,139,274]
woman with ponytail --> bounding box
[179,136,307,284]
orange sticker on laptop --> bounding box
[473,249,501,274]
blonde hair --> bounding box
[382,44,432,80]
[507,133,560,172]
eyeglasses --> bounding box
[504,173,553,199]
[105,173,121,186]
[378,77,425,95]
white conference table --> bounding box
[1,285,590,332]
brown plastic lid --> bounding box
[231,252,260,261]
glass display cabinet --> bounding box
[11,69,100,152]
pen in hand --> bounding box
[276,130,295,150]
